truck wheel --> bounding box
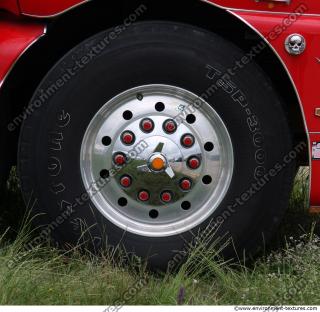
[18,22,295,269]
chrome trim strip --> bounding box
[0,25,47,91]
[21,0,90,18]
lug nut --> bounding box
[187,156,201,169]
[121,131,135,145]
[181,134,195,148]
[138,190,150,202]
[161,191,172,203]
[120,175,132,188]
[180,178,192,191]
[163,119,177,134]
[113,153,127,166]
[140,118,154,133]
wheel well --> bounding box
[0,0,308,183]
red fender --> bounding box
[0,14,45,89]
[204,0,320,210]
[18,0,89,17]
[0,0,20,15]
[203,0,320,14]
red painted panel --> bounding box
[0,13,45,89]
[311,134,320,206]
[0,0,20,15]
[18,0,88,17]
[231,11,320,206]
[205,1,320,206]
[234,11,320,133]
[205,0,320,14]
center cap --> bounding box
[148,153,168,172]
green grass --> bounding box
[0,167,319,305]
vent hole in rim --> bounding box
[118,197,128,207]
[181,201,191,210]
[102,136,112,146]
[123,110,133,120]
[202,175,212,185]
[186,114,196,124]
[149,209,159,219]
[155,102,165,112]
[100,170,110,179]
[204,142,214,152]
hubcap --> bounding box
[148,153,168,172]
[80,84,234,237]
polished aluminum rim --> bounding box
[80,84,234,237]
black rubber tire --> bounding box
[0,119,11,188]
[18,22,296,270]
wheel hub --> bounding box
[80,84,234,237]
[148,153,168,172]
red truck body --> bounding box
[0,0,319,210]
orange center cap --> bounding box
[151,157,165,171]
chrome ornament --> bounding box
[285,34,306,56]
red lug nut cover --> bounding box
[181,134,195,148]
[138,190,150,202]
[161,191,172,203]
[114,153,126,165]
[163,119,177,134]
[188,156,201,169]
[120,175,132,188]
[180,179,192,191]
[140,118,154,133]
[121,131,135,145]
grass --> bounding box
[0,167,319,305]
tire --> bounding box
[0,121,11,188]
[18,21,295,269]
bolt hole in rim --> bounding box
[100,169,110,179]
[155,102,165,112]
[204,142,214,152]
[123,110,133,120]
[202,175,213,185]
[102,136,112,146]
[186,114,196,124]
[149,209,159,219]
[80,85,234,237]
[118,197,128,207]
[181,201,191,211]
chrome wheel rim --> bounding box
[80,84,234,237]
